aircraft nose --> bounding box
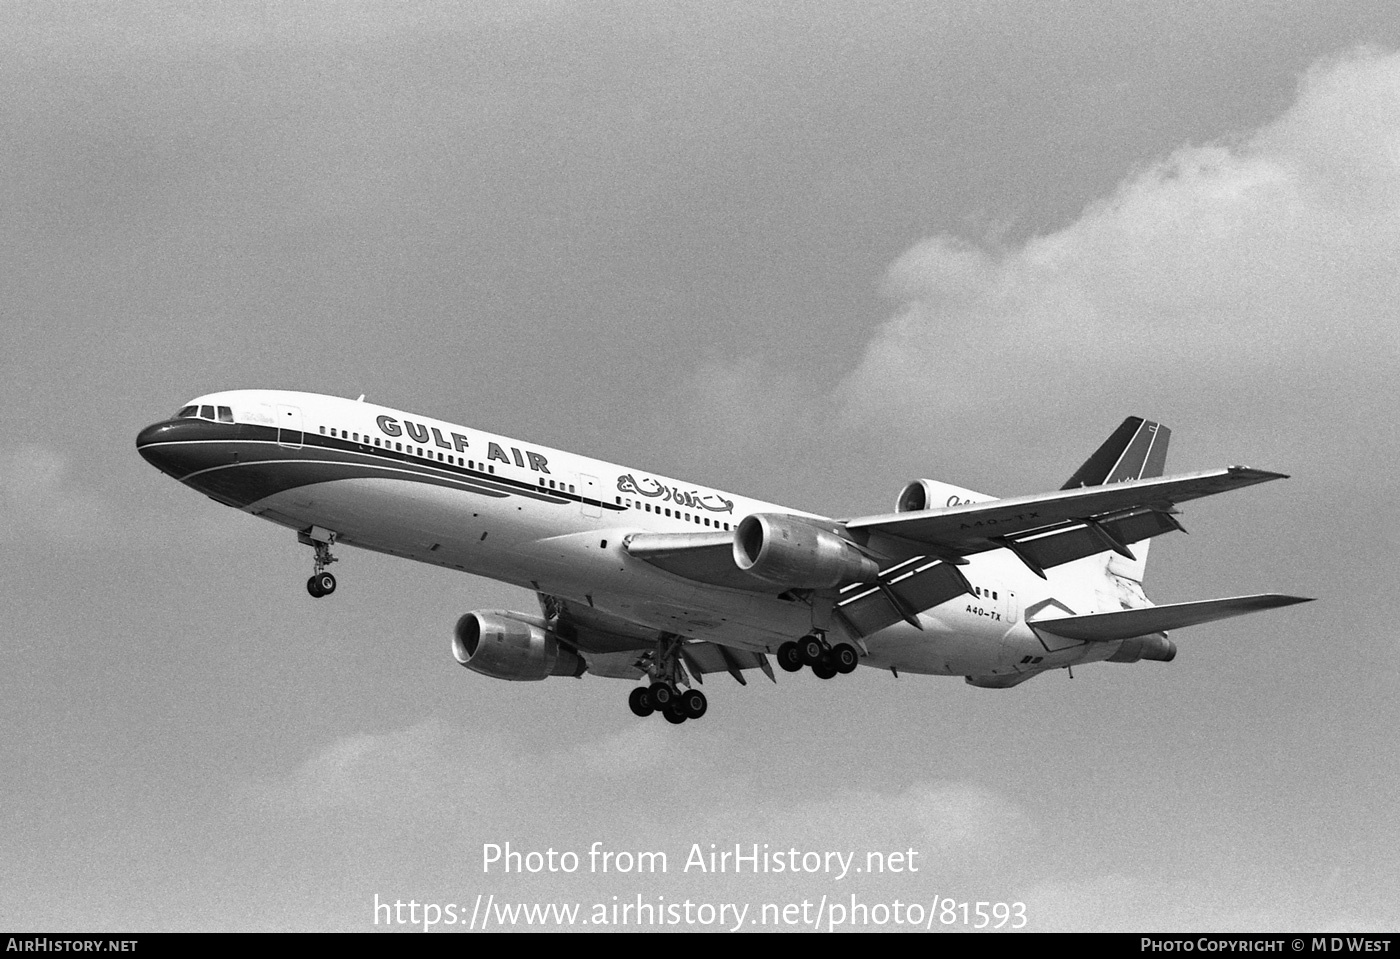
[136,420,190,476]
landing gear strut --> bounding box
[628,634,708,723]
[299,528,339,598]
[777,632,859,680]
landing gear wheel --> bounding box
[831,643,859,674]
[680,689,707,719]
[628,687,654,717]
[313,572,336,596]
[663,702,688,724]
[798,635,826,667]
[648,682,675,708]
[777,641,803,673]
[306,575,324,598]
[812,661,838,680]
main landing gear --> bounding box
[628,634,708,724]
[777,633,859,680]
[299,528,339,598]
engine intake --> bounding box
[733,514,879,589]
[453,610,584,681]
[896,479,996,512]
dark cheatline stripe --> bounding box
[138,418,623,512]
[183,455,518,508]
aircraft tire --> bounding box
[798,635,825,667]
[812,661,838,680]
[663,703,688,724]
[681,689,707,719]
[649,682,674,708]
[832,643,859,674]
[314,572,336,596]
[306,576,324,598]
[628,687,654,717]
[777,642,803,672]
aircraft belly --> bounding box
[244,478,543,583]
[244,478,810,650]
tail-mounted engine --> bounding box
[733,514,879,589]
[895,479,996,512]
[452,610,585,681]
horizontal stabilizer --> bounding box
[1029,593,1313,642]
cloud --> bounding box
[834,47,1400,446]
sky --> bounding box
[2,0,1397,933]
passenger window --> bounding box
[199,405,214,420]
[319,426,326,434]
[395,442,402,451]
[217,406,233,423]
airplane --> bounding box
[136,390,1311,723]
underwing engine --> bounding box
[733,514,878,589]
[452,610,585,681]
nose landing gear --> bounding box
[299,527,339,598]
[777,633,859,680]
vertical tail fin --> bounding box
[1062,417,1171,488]
[1064,417,1172,584]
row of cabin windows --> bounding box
[537,478,576,494]
[317,426,496,473]
[974,586,998,600]
[615,496,732,530]
[177,404,233,423]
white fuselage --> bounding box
[143,389,1136,682]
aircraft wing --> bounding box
[1028,593,1314,642]
[622,466,1290,640]
[541,593,777,684]
[623,530,769,591]
[844,467,1286,576]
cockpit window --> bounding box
[200,405,215,420]
[176,405,199,418]
[217,405,234,423]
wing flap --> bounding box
[1029,593,1313,642]
[836,558,971,637]
[999,508,1183,573]
[679,642,776,685]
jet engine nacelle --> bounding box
[452,610,585,681]
[896,479,996,513]
[733,514,879,589]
